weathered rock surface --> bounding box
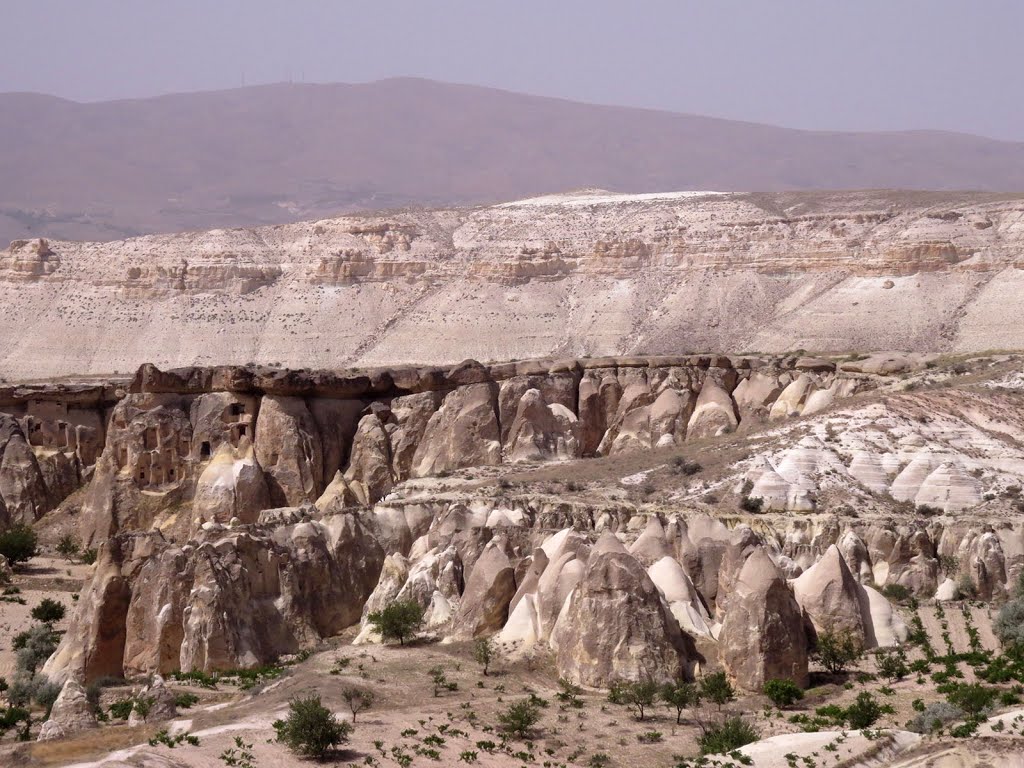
[719,548,809,691]
[37,679,97,741]
[5,190,1024,380]
[553,533,688,686]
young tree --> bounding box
[340,686,374,723]
[274,694,352,759]
[367,600,424,646]
[56,534,80,561]
[473,637,494,676]
[498,698,542,739]
[31,598,66,625]
[428,666,458,697]
[0,525,38,567]
[874,648,908,682]
[763,678,804,709]
[814,630,862,675]
[133,695,155,723]
[946,683,998,720]
[660,680,701,724]
[608,679,660,721]
[700,672,735,712]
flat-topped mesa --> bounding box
[0,354,870,539]
[3,190,1024,380]
[127,354,832,398]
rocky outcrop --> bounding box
[450,539,516,639]
[412,383,501,477]
[553,534,688,686]
[37,679,98,741]
[254,396,324,506]
[127,674,178,726]
[719,548,809,691]
[47,513,384,682]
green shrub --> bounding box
[880,584,911,603]
[497,698,542,738]
[700,672,736,711]
[273,694,352,759]
[763,678,804,708]
[109,698,135,719]
[174,692,200,709]
[946,683,998,719]
[81,548,98,565]
[0,525,38,566]
[906,701,964,733]
[814,630,862,675]
[844,692,881,729]
[31,598,66,624]
[56,534,79,560]
[367,600,424,645]
[698,716,760,755]
[473,637,494,675]
[14,623,58,675]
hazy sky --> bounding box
[3,1,1023,140]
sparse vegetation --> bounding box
[814,629,862,675]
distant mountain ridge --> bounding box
[2,77,1024,243]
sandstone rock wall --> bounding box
[4,191,1024,380]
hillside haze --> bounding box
[3,78,1024,243]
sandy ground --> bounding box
[1,601,1019,768]
[0,556,88,678]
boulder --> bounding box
[37,679,97,741]
[505,389,581,463]
[127,674,177,726]
[344,413,396,505]
[792,545,867,644]
[718,548,809,691]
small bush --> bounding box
[273,694,352,759]
[661,680,701,724]
[764,678,804,708]
[498,698,542,738]
[0,525,38,566]
[906,701,964,733]
[81,548,98,565]
[174,692,200,709]
[698,716,759,755]
[367,600,424,645]
[14,623,58,675]
[844,692,881,729]
[740,495,764,513]
[56,534,80,560]
[880,584,911,603]
[31,598,66,624]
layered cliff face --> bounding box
[13,353,1024,691]
[2,189,1024,379]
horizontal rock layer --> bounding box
[3,189,1024,379]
